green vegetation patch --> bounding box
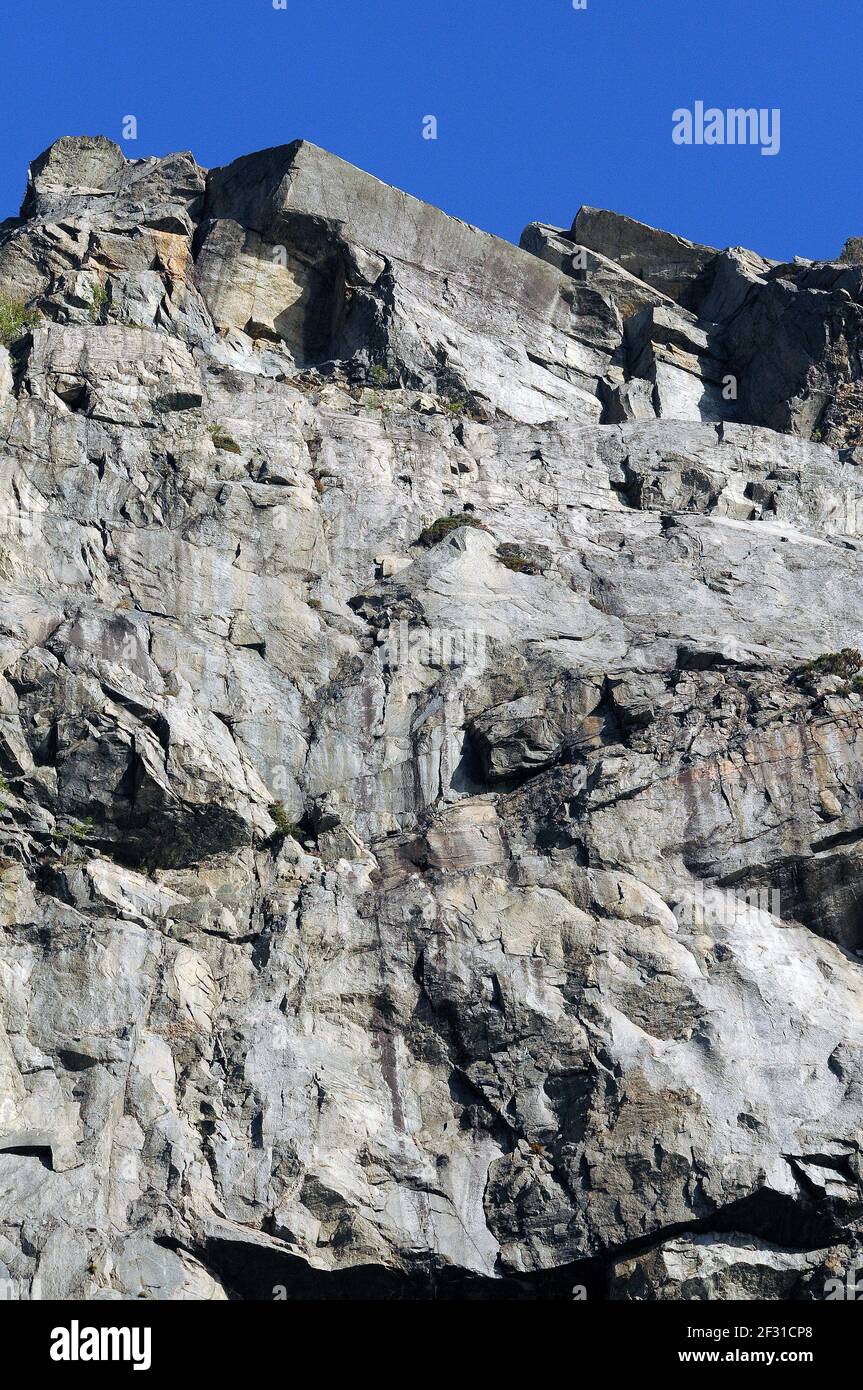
[89,282,109,322]
[269,802,304,842]
[417,513,487,547]
[0,294,39,348]
[208,423,242,454]
[496,543,546,575]
[798,648,862,680]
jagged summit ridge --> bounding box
[0,136,863,1300]
[4,133,863,442]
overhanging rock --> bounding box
[196,141,614,422]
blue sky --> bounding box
[2,0,860,262]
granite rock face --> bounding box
[524,207,863,443]
[1,137,863,1300]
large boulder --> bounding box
[195,141,618,423]
[571,205,719,308]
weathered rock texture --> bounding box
[1,136,863,1300]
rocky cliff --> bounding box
[1,135,863,1300]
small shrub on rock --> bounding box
[799,649,862,680]
[269,802,303,841]
[417,513,487,547]
[0,294,39,347]
[208,423,241,454]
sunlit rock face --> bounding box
[1,136,863,1301]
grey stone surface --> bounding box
[712,253,863,442]
[195,141,612,424]
[1,137,863,1300]
[610,1234,846,1301]
[520,208,863,443]
[572,205,719,308]
[520,221,674,321]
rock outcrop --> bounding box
[1,136,863,1300]
[523,205,863,443]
